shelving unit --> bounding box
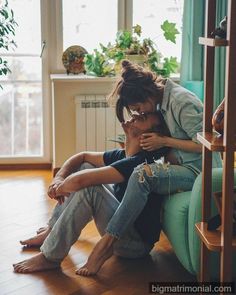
[198,37,228,47]
[195,0,236,286]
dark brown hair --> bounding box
[108,60,165,122]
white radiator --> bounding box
[75,94,124,152]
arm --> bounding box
[140,133,202,153]
[48,152,105,199]
[141,99,203,153]
[55,166,125,196]
[165,136,202,153]
[55,151,105,179]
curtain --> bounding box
[180,0,227,109]
[180,0,205,100]
[214,0,227,110]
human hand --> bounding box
[47,177,64,199]
[140,133,167,151]
[55,182,70,199]
[55,196,65,205]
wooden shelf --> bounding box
[199,37,228,47]
[195,222,236,252]
[197,0,236,284]
[197,131,224,151]
[197,132,236,151]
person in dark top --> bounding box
[13,111,170,275]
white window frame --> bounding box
[0,0,182,164]
[0,0,51,164]
[54,0,182,72]
[53,0,135,72]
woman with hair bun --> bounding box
[77,60,223,275]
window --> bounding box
[62,0,118,53]
[0,0,184,163]
[133,0,183,62]
[61,0,183,63]
[0,0,43,158]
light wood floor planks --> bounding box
[0,170,196,295]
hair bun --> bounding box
[121,60,132,69]
[121,60,142,81]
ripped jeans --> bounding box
[42,162,152,261]
[106,162,197,239]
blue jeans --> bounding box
[106,162,197,239]
[41,163,151,262]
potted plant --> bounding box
[84,22,180,77]
[0,0,17,87]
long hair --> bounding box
[108,60,165,122]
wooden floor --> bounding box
[0,170,196,295]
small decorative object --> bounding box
[211,16,227,39]
[212,98,225,134]
[62,45,88,75]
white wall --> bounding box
[51,75,117,170]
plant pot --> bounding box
[124,54,146,66]
[114,54,147,75]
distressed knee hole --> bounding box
[143,164,153,176]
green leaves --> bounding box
[0,0,17,85]
[161,20,180,44]
[163,56,179,76]
[100,43,125,62]
[84,23,180,78]
[133,24,142,36]
[84,50,115,77]
[116,30,133,49]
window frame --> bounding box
[55,0,183,73]
[0,0,51,164]
[0,0,182,164]
[54,0,135,72]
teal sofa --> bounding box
[162,168,236,278]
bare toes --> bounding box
[14,265,23,272]
[13,260,26,268]
[76,268,87,276]
[17,266,25,273]
[76,266,94,276]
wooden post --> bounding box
[200,0,216,283]
[221,0,236,283]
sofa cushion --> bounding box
[162,191,195,274]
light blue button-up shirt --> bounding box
[158,79,222,174]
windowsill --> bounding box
[50,73,180,83]
[50,74,118,82]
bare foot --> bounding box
[36,226,48,234]
[20,228,51,247]
[13,253,60,273]
[76,233,116,276]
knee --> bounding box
[79,162,95,171]
[143,164,153,176]
[133,163,153,183]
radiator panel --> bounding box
[75,95,123,152]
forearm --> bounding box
[55,153,85,181]
[58,173,84,194]
[48,153,85,199]
[56,166,124,196]
[165,137,202,153]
